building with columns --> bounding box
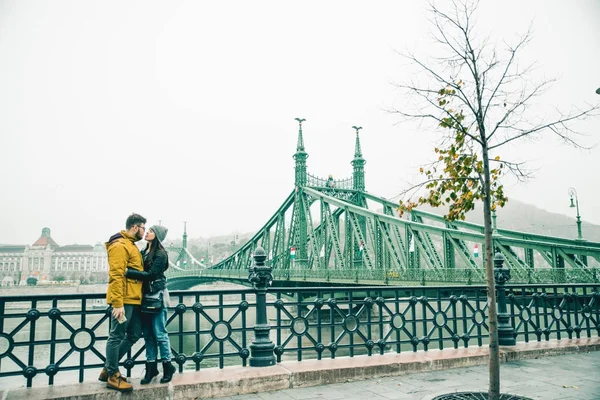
[0,228,108,285]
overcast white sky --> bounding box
[0,0,599,246]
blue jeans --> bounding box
[142,309,172,362]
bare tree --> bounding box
[391,1,598,399]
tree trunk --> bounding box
[482,146,500,400]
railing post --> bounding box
[248,246,276,366]
[494,252,516,346]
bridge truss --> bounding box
[169,121,600,285]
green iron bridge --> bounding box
[166,121,600,289]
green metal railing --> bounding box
[168,267,600,286]
[0,282,598,388]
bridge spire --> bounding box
[293,118,308,187]
[351,126,366,191]
[182,221,188,250]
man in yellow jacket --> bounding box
[99,213,146,392]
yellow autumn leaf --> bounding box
[494,156,500,161]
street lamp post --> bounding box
[568,187,583,241]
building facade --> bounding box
[0,228,108,285]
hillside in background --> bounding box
[175,198,600,264]
[417,198,600,242]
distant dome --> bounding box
[93,242,105,252]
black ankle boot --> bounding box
[160,361,176,383]
[140,361,159,385]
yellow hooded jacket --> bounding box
[105,230,144,307]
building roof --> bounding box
[0,245,27,253]
[31,227,59,249]
[55,245,94,252]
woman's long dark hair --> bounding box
[144,232,169,271]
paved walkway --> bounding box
[211,352,600,400]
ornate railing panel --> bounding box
[0,284,598,387]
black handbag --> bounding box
[141,290,164,314]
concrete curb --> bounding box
[2,337,598,400]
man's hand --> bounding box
[112,306,125,320]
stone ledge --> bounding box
[2,337,598,400]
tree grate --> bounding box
[432,393,532,400]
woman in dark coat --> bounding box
[125,225,176,384]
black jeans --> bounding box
[105,304,142,375]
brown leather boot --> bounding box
[99,368,128,383]
[98,367,108,382]
[106,372,133,392]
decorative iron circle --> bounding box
[365,340,375,349]
[175,304,187,314]
[274,346,285,356]
[449,295,458,304]
[175,354,187,365]
[552,307,563,321]
[431,392,532,400]
[291,317,308,336]
[391,313,405,330]
[48,308,61,320]
[411,336,420,345]
[363,297,373,307]
[472,310,486,326]
[315,343,325,353]
[582,305,592,319]
[409,296,418,305]
[520,308,532,322]
[123,358,135,370]
[70,328,95,352]
[238,300,249,311]
[433,311,447,328]
[0,333,14,358]
[192,302,203,313]
[459,295,468,303]
[377,339,386,349]
[212,321,231,341]
[452,334,460,343]
[375,296,385,305]
[45,364,59,377]
[23,366,37,379]
[192,352,204,363]
[328,342,337,352]
[462,334,470,342]
[314,298,324,309]
[343,315,359,332]
[26,309,40,321]
[421,336,430,345]
[327,298,337,307]
[419,296,429,304]
[239,348,250,359]
[274,299,285,309]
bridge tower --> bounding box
[350,126,369,268]
[292,118,309,268]
[351,126,365,191]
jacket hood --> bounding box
[105,230,137,250]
